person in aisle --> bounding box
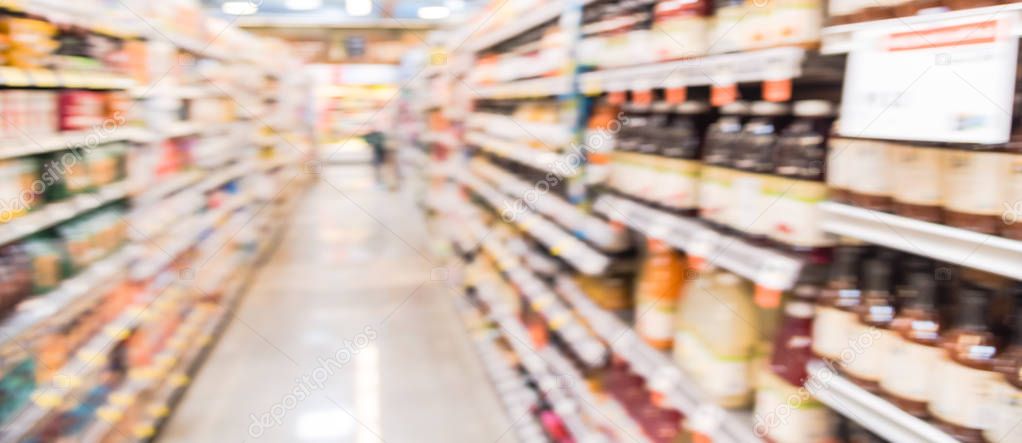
[363,126,388,187]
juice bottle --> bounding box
[675,268,758,408]
[928,287,1000,443]
[879,273,942,417]
[634,240,687,350]
[771,100,834,250]
[731,101,790,240]
[811,245,864,363]
[987,292,1021,443]
[700,101,748,227]
[584,100,621,189]
[841,258,895,393]
[654,102,708,215]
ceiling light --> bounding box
[221,1,258,15]
[346,0,372,16]
[418,5,450,19]
[445,0,466,10]
[286,0,323,10]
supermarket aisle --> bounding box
[160,166,513,443]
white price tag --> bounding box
[840,17,1017,143]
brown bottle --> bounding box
[879,274,942,417]
[811,246,864,363]
[928,287,1000,443]
[841,258,894,393]
[943,146,1012,235]
[986,289,1021,443]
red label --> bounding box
[710,83,738,107]
[633,89,653,106]
[763,78,792,102]
[666,86,687,104]
[887,20,999,51]
[608,90,627,105]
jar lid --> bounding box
[718,100,750,115]
[750,101,790,116]
[793,100,836,117]
[676,101,708,114]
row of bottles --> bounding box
[588,99,835,250]
[812,245,1021,443]
[622,238,1022,443]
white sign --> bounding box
[839,17,1018,144]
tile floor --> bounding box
[159,166,514,443]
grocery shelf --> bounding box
[553,275,762,443]
[0,127,149,160]
[820,3,1022,54]
[420,131,460,147]
[0,247,136,375]
[805,361,958,443]
[471,76,572,99]
[0,66,134,89]
[457,171,610,275]
[464,1,567,53]
[466,112,574,148]
[453,297,550,443]
[478,233,608,367]
[466,131,581,177]
[579,47,807,94]
[593,194,804,291]
[471,159,629,252]
[133,170,206,204]
[820,202,1022,281]
[0,181,130,246]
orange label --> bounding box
[763,78,792,102]
[608,90,627,105]
[755,285,782,308]
[687,255,707,271]
[666,86,687,104]
[710,83,737,107]
[633,89,653,106]
[692,432,712,443]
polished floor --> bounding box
[160,166,514,443]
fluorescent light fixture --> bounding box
[221,1,258,15]
[418,5,450,19]
[286,0,323,10]
[346,0,372,16]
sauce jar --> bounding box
[891,143,945,223]
[846,139,894,212]
[700,101,749,227]
[731,101,790,240]
[771,100,834,250]
[654,101,709,215]
[942,145,1011,235]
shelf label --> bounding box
[840,17,1018,144]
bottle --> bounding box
[675,269,759,408]
[811,246,864,363]
[654,102,708,215]
[699,101,749,227]
[634,240,687,350]
[771,100,834,249]
[635,102,673,203]
[891,143,945,223]
[616,102,656,198]
[929,287,1000,443]
[879,273,942,417]
[846,139,894,212]
[840,258,895,392]
[584,100,621,189]
[943,146,1012,235]
[731,101,790,239]
[651,0,710,60]
[987,292,1021,443]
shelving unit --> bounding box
[805,361,959,443]
[0,181,130,246]
[466,131,581,177]
[579,47,808,94]
[593,194,804,291]
[471,76,573,99]
[821,202,1022,281]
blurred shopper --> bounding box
[363,128,387,186]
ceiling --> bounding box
[203,0,485,23]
